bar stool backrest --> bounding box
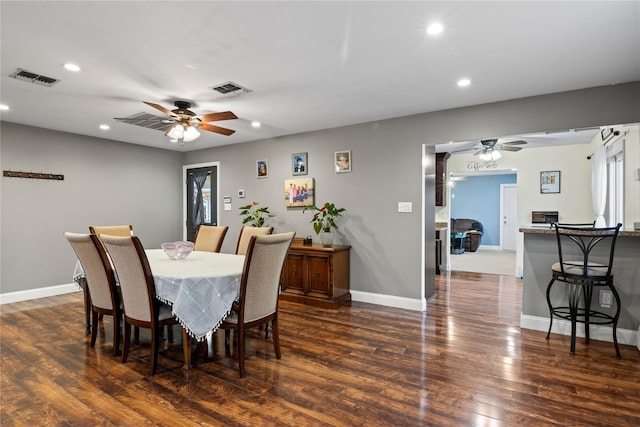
[552,223,622,281]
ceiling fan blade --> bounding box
[199,111,238,122]
[502,140,527,145]
[201,123,236,136]
[143,101,175,117]
[501,146,522,152]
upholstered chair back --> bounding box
[65,232,117,311]
[194,225,229,252]
[101,235,154,323]
[89,225,133,237]
[235,226,273,255]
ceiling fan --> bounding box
[143,101,238,145]
[473,139,527,160]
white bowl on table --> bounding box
[161,241,195,260]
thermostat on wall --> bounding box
[238,189,245,198]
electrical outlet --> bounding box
[599,290,613,308]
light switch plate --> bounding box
[398,202,412,213]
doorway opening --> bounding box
[183,162,220,242]
[447,171,517,276]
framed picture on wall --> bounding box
[256,159,268,178]
[335,150,351,173]
[292,152,308,176]
[540,170,560,193]
[284,178,315,207]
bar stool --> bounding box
[545,223,622,357]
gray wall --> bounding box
[0,123,184,293]
[185,82,640,302]
[2,82,639,304]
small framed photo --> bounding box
[256,160,268,178]
[335,150,351,173]
[292,152,308,176]
[540,170,560,194]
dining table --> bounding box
[74,248,245,369]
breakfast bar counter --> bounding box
[519,226,640,346]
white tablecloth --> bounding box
[74,249,245,341]
[146,249,244,341]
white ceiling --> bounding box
[1,1,639,152]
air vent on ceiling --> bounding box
[210,81,252,96]
[114,112,173,132]
[9,68,60,87]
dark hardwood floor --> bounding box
[1,271,639,426]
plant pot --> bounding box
[320,231,334,247]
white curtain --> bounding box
[591,145,607,227]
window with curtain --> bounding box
[605,139,624,226]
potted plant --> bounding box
[239,201,275,227]
[303,202,346,246]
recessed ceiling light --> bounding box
[426,23,444,35]
[457,78,471,87]
[251,121,261,128]
[99,124,110,130]
[63,63,81,72]
[0,104,9,111]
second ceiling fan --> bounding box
[474,139,527,160]
[144,101,238,145]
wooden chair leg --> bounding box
[90,310,99,348]
[150,326,158,376]
[122,322,131,363]
[134,326,140,345]
[166,324,174,344]
[272,316,281,359]
[224,329,231,357]
[83,279,91,336]
[237,327,246,378]
[112,312,121,357]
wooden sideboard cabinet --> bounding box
[279,243,351,309]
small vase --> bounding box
[319,231,334,247]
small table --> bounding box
[451,232,466,254]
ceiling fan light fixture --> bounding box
[166,124,184,140]
[478,151,491,161]
[479,148,501,161]
[183,125,200,142]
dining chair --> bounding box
[100,234,180,375]
[235,226,276,340]
[64,232,122,356]
[87,225,134,333]
[220,231,295,377]
[235,226,273,255]
[193,225,229,253]
[89,224,134,237]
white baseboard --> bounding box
[350,290,425,311]
[0,283,80,305]
[521,314,638,348]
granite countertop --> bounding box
[519,226,640,237]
